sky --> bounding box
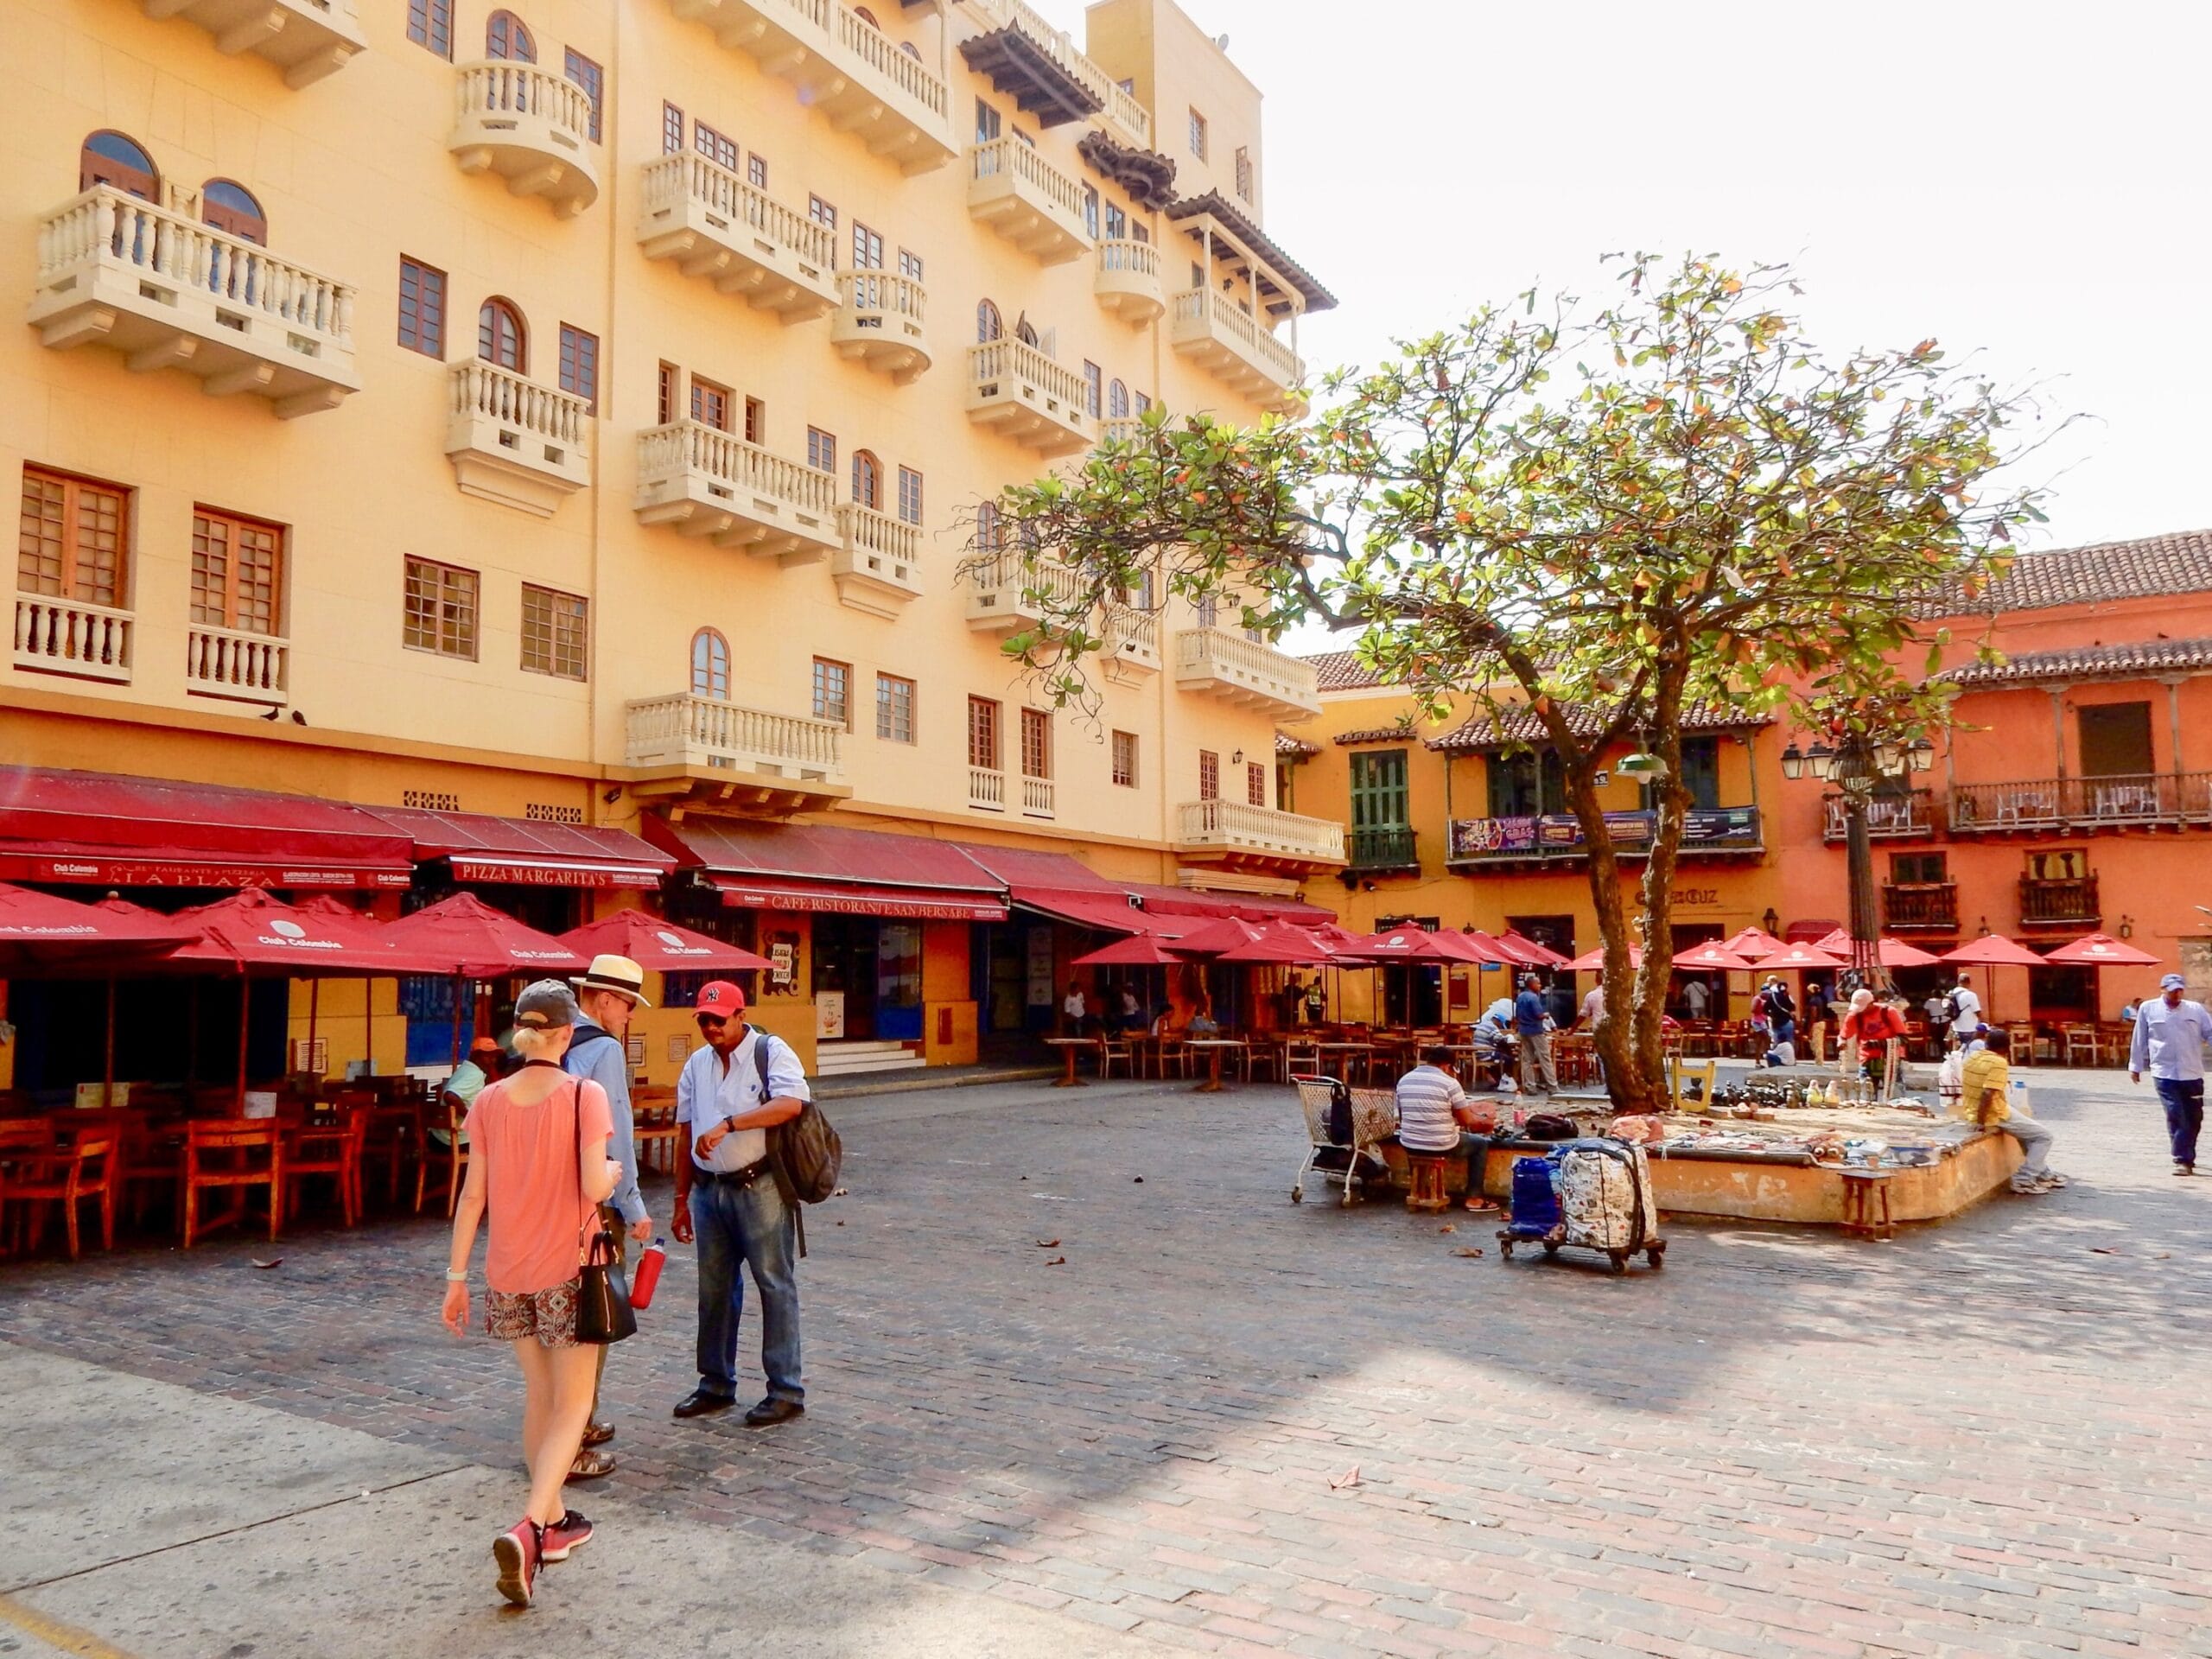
[1041,0,2208,563]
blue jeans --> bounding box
[690,1173,803,1404]
[2157,1077,2204,1166]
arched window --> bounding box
[852,4,880,23]
[200,180,267,245]
[477,297,526,372]
[1108,378,1129,419]
[899,40,921,58]
[975,500,1001,553]
[976,298,1002,344]
[486,10,536,60]
[79,130,159,199]
[1014,317,1039,347]
[691,628,730,700]
[850,449,881,510]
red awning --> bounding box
[1010,887,1159,934]
[1123,884,1338,925]
[650,817,1009,923]
[0,766,414,890]
[370,807,673,890]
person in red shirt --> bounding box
[1840,988,1910,1097]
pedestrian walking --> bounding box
[1950,973,1982,1035]
[440,980,622,1607]
[2130,972,2212,1175]
[671,980,810,1427]
[563,953,653,1479]
[1513,974,1555,1094]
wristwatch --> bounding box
[721,1116,738,1135]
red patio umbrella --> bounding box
[1564,944,1644,972]
[1072,934,1192,967]
[1499,930,1568,967]
[2043,931,2161,969]
[1811,929,1942,969]
[1940,935,2047,969]
[1671,941,1758,973]
[1343,925,1486,963]
[558,910,774,973]
[0,881,189,972]
[1720,925,1784,960]
[1159,916,1265,955]
[1215,925,1338,965]
[1753,941,1847,972]
[384,893,588,977]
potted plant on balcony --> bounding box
[969,251,2064,1114]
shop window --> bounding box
[190,507,283,636]
[563,49,604,142]
[397,257,446,357]
[485,10,535,60]
[477,296,525,372]
[811,657,851,727]
[200,180,265,245]
[691,628,730,699]
[876,673,915,743]
[19,467,128,608]
[403,556,478,659]
[1112,730,1137,788]
[557,324,598,413]
[79,130,159,198]
[521,584,588,680]
[968,696,1001,770]
[406,0,453,58]
[1198,749,1219,799]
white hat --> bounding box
[572,953,651,1007]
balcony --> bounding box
[1021,775,1056,818]
[448,62,600,218]
[962,0,1150,148]
[966,339,1093,456]
[623,693,849,810]
[1882,881,1960,933]
[185,624,287,701]
[829,270,931,382]
[1168,287,1304,414]
[446,362,592,518]
[636,154,836,321]
[1444,807,1764,868]
[30,187,358,418]
[1348,826,1419,874]
[1174,799,1347,875]
[830,503,923,619]
[1950,773,2212,834]
[969,766,1006,810]
[1097,416,1145,448]
[1103,607,1160,672]
[1173,628,1320,722]
[966,137,1093,266]
[14,596,131,684]
[2020,874,2101,929]
[667,0,954,175]
[632,422,840,565]
[148,0,365,87]
[964,552,1090,632]
[1094,238,1164,326]
[1821,787,1937,842]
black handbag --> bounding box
[571,1082,636,1345]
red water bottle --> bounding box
[631,1238,667,1311]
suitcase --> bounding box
[1497,1140,1666,1273]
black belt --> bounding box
[694,1155,773,1188]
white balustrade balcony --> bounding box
[633,422,841,564]
[1094,238,1163,326]
[448,61,600,217]
[1168,287,1305,414]
[966,338,1093,455]
[968,766,1007,810]
[1174,799,1346,872]
[830,271,931,382]
[185,623,287,700]
[14,596,132,684]
[831,503,924,618]
[668,0,954,174]
[624,692,846,785]
[29,187,358,418]
[1096,416,1147,448]
[966,137,1092,266]
[1103,607,1160,672]
[145,0,365,86]
[636,154,836,320]
[1021,775,1056,818]
[1173,626,1320,721]
[963,0,1150,148]
[964,552,1091,632]
[446,361,592,517]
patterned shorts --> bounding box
[484,1277,582,1347]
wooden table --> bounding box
[1182,1039,1247,1093]
[1043,1037,1094,1088]
[1313,1041,1373,1083]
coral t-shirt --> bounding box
[465,1070,613,1295]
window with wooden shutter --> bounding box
[1247,762,1268,806]
[691,375,732,432]
[18,467,128,607]
[521,584,588,679]
[897,467,923,526]
[557,324,598,412]
[1020,708,1051,779]
[563,49,604,142]
[191,507,283,636]
[658,362,679,425]
[1111,730,1137,788]
[968,696,1000,770]
[397,257,446,357]
[404,557,478,659]
[1198,750,1219,800]
[811,657,850,727]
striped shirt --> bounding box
[1395,1064,1465,1153]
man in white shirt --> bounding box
[1062,981,1087,1035]
[671,980,810,1427]
[1682,978,1710,1020]
[1949,975,1982,1040]
[1394,1045,1497,1212]
[1580,974,1605,1029]
[2131,972,2212,1175]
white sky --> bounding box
[1046,0,2206,569]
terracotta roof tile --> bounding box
[1305,650,1383,692]
[1933,530,2212,616]
[1427,700,1770,752]
[1942,635,2212,687]
[1274,732,1319,759]
[1332,727,1417,746]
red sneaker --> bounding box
[493,1519,539,1606]
[540,1510,594,1562]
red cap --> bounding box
[696,980,747,1017]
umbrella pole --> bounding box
[103,976,116,1109]
[234,969,249,1114]
[450,972,465,1068]
[186,978,200,1085]
[308,978,320,1078]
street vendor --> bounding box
[1393,1045,1497,1213]
[1840,989,1909,1096]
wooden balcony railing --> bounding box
[1446,806,1763,864]
[1882,881,1960,931]
[1949,773,2212,832]
[1348,827,1419,871]
[2019,874,2101,927]
[1821,788,1936,842]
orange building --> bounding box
[1287,531,2212,1033]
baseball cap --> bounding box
[467,1035,503,1058]
[2162,973,2188,991]
[514,979,582,1029]
[696,980,747,1019]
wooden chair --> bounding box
[3,1132,120,1259]
[631,1093,681,1177]
[359,1100,423,1209]
[0,1118,59,1256]
[1150,1034,1189,1080]
[1281,1036,1320,1083]
[416,1099,472,1217]
[1243,1038,1282,1084]
[2060,1024,2098,1068]
[181,1118,283,1249]
[2003,1021,2037,1065]
[116,1114,187,1227]
[1097,1032,1135,1079]
[283,1109,368,1227]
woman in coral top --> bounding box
[442,980,621,1607]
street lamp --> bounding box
[1786,725,1924,993]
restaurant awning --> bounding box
[0,766,414,890]
[648,818,1010,923]
[1123,885,1338,926]
[370,806,674,890]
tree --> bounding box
[966,252,2056,1113]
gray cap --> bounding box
[2162,973,2188,991]
[514,979,582,1029]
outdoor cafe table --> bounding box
[1313,1040,1373,1083]
[1043,1037,1094,1088]
[1182,1039,1248,1093]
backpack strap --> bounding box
[749,1028,807,1257]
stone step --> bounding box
[814,1040,927,1076]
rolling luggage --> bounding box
[1497,1138,1666,1273]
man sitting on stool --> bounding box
[1394,1045,1497,1213]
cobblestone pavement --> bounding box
[3,1067,2208,1658]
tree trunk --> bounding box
[1630,657,1693,1112]
[1562,766,1668,1116]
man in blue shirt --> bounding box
[2131,972,2212,1175]
[1513,974,1556,1095]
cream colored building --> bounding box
[2,0,1344,1084]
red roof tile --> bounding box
[1427,700,1770,752]
[1305,649,1384,692]
[1933,530,2212,616]
[1274,732,1320,759]
[1942,635,2212,687]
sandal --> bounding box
[581,1421,614,1447]
[566,1446,616,1482]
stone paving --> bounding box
[3,1067,2209,1657]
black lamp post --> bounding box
[1780,730,1935,992]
